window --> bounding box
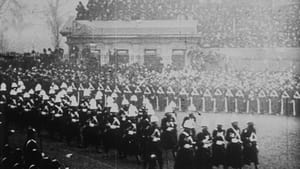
[117,49,129,56]
[172,49,185,56]
[144,49,157,56]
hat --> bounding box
[95,91,103,100]
[39,90,46,97]
[110,103,119,113]
[54,96,62,103]
[0,83,7,91]
[142,97,150,105]
[60,82,67,89]
[28,89,34,95]
[42,94,49,100]
[150,116,159,123]
[11,82,18,88]
[70,95,78,107]
[169,101,177,109]
[111,92,118,98]
[67,86,73,93]
[188,103,196,112]
[52,84,59,91]
[89,98,97,110]
[183,119,194,129]
[16,87,22,94]
[49,88,55,95]
[10,90,17,96]
[23,92,30,98]
[35,84,42,92]
[130,95,138,102]
[121,97,129,105]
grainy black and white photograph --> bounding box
[0,0,300,169]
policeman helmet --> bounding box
[111,92,118,98]
[183,119,194,129]
[28,89,34,95]
[35,83,42,92]
[67,86,73,93]
[42,94,49,101]
[0,83,7,91]
[188,103,196,112]
[89,98,97,110]
[11,82,18,88]
[49,88,55,95]
[10,90,17,96]
[23,92,30,99]
[130,95,138,102]
[60,82,67,89]
[95,91,103,100]
[121,97,129,105]
[16,87,23,94]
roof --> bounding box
[61,19,198,37]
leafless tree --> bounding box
[46,0,64,49]
[0,0,23,52]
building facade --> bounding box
[61,19,201,68]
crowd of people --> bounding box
[0,78,259,169]
[0,52,299,169]
[75,0,300,48]
[1,54,300,115]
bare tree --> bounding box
[0,0,23,52]
[46,0,64,49]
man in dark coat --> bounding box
[212,121,226,168]
[241,121,259,169]
[225,118,243,169]
[174,127,195,169]
[194,121,212,169]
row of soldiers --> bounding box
[1,79,300,116]
[0,81,259,169]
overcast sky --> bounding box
[2,0,88,53]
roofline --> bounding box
[66,34,202,39]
